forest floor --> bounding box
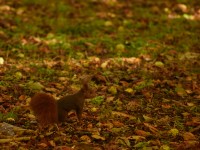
[0,0,199,149]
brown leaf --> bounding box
[182,132,196,141]
[80,135,91,142]
[49,140,56,147]
[112,120,124,127]
[143,123,159,135]
[54,146,73,150]
[176,141,200,150]
[162,104,171,109]
[134,129,151,137]
[91,134,105,141]
[18,95,26,101]
[38,143,48,148]
[112,111,135,119]
[175,84,187,97]
[120,81,129,87]
[93,74,107,83]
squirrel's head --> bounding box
[81,76,96,99]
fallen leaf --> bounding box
[128,135,146,141]
[117,137,131,147]
[168,128,179,137]
[112,120,124,127]
[0,57,4,65]
[80,135,91,142]
[125,88,134,94]
[155,61,164,67]
[108,86,117,95]
[160,145,170,150]
[182,132,196,141]
[38,143,48,148]
[144,123,159,135]
[18,95,27,101]
[112,111,136,119]
[91,134,105,141]
[187,102,194,107]
[49,140,56,147]
[135,129,151,137]
[143,115,154,122]
[175,84,187,97]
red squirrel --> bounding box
[30,79,93,126]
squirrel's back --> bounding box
[30,93,58,126]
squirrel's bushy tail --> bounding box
[30,93,58,126]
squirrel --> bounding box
[30,79,93,126]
